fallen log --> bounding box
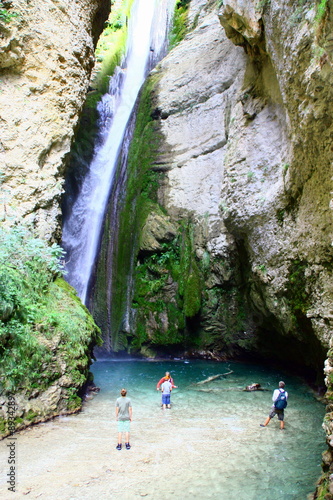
[196,370,233,385]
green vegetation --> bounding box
[256,264,267,274]
[169,0,191,48]
[285,260,311,327]
[104,71,204,352]
[276,208,285,225]
[67,0,134,178]
[315,475,329,500]
[287,260,309,312]
[0,1,18,24]
[282,163,289,174]
[106,73,163,351]
[131,223,251,355]
[91,19,252,355]
[93,0,134,94]
[131,221,202,351]
[0,225,101,402]
[315,0,328,23]
[199,284,250,353]
[66,0,135,192]
[179,223,202,318]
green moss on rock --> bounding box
[286,259,311,317]
[169,0,191,48]
[93,73,166,351]
[90,67,248,358]
[129,219,205,353]
[0,225,101,436]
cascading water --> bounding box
[62,0,175,304]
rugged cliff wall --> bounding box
[0,0,110,239]
[0,0,110,434]
[217,0,333,368]
[119,0,333,495]
[116,0,332,378]
[2,0,333,490]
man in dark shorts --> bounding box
[260,381,288,430]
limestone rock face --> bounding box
[218,0,263,49]
[218,0,333,349]
[155,6,246,244]
[148,0,333,491]
[0,0,110,240]
[140,212,177,252]
[149,0,333,364]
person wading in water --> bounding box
[260,381,288,430]
[156,371,177,390]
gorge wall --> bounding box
[108,0,333,495]
[104,0,333,379]
[0,0,110,240]
[0,0,109,435]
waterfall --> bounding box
[62,0,175,304]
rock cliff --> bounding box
[0,0,110,239]
[0,0,109,434]
[118,0,332,376]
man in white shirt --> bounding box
[260,381,288,430]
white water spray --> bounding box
[62,0,174,304]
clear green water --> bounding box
[92,358,325,500]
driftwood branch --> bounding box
[195,370,233,385]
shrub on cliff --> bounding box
[169,0,191,48]
[0,225,65,330]
[0,225,101,405]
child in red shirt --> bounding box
[156,371,177,390]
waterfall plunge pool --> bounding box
[91,359,326,499]
[1,359,325,499]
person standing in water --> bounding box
[260,381,288,430]
[156,371,177,390]
[116,388,132,450]
[160,376,173,409]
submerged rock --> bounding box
[244,383,262,391]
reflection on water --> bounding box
[91,359,325,500]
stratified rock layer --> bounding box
[142,0,332,361]
[0,0,110,240]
